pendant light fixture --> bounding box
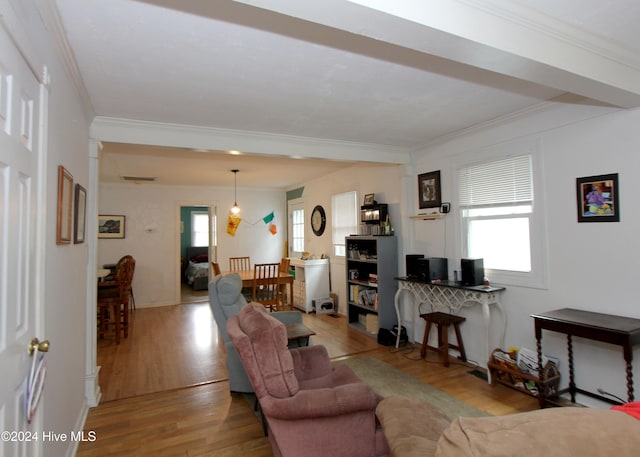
[230,169,240,215]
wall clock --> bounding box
[311,205,326,236]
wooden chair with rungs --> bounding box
[252,263,282,312]
[419,312,467,367]
[229,256,250,271]
[211,262,221,276]
[277,258,291,309]
[97,255,135,344]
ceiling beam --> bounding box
[232,0,640,108]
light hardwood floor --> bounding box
[78,299,539,456]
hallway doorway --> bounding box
[180,204,217,304]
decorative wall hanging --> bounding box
[576,173,619,222]
[227,213,241,236]
[418,170,441,209]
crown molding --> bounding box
[90,116,411,165]
[36,0,95,119]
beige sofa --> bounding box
[376,396,640,457]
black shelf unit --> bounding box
[346,235,397,336]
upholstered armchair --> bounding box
[227,303,389,457]
[208,273,302,393]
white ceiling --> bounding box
[52,0,640,189]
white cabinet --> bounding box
[290,258,330,313]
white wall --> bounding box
[409,100,640,407]
[98,183,286,307]
[289,162,406,314]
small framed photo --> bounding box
[418,170,441,209]
[98,215,126,239]
[576,173,619,222]
[56,165,73,245]
[363,193,375,206]
[74,184,87,244]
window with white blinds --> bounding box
[459,155,533,208]
[332,191,357,256]
[457,152,547,288]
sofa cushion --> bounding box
[435,407,640,457]
[237,303,299,398]
[376,396,450,457]
[212,273,244,314]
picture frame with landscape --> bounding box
[98,215,126,239]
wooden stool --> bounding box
[420,312,467,367]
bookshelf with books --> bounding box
[346,235,397,336]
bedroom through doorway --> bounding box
[180,204,217,304]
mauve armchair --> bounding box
[227,303,389,457]
[208,273,302,393]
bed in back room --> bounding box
[185,246,210,291]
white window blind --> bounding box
[459,155,533,208]
[332,191,357,256]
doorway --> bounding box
[180,204,217,304]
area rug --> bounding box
[335,356,488,419]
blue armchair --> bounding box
[208,272,303,393]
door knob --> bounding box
[28,338,50,355]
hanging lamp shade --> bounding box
[230,169,240,215]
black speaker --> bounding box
[461,258,484,286]
[405,254,424,278]
[417,257,448,281]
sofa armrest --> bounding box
[261,382,380,420]
[272,310,303,325]
[290,345,333,380]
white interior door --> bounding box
[0,15,47,457]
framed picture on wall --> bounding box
[98,215,126,238]
[363,193,375,206]
[576,173,620,222]
[56,165,73,245]
[74,184,87,244]
[418,170,441,209]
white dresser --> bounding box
[290,258,330,313]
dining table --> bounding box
[221,269,295,309]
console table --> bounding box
[394,278,506,378]
[532,308,640,406]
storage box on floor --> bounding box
[357,313,379,334]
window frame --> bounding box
[289,200,305,257]
[454,141,549,289]
[191,210,209,247]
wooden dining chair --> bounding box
[229,256,251,271]
[278,258,291,309]
[252,263,282,312]
[97,255,135,343]
[211,262,222,276]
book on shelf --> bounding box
[349,284,361,302]
[357,289,378,309]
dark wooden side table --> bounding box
[532,308,640,407]
[285,322,316,347]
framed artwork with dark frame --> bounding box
[74,184,87,244]
[418,170,441,209]
[56,165,74,245]
[98,215,126,239]
[576,173,619,223]
[363,193,375,206]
